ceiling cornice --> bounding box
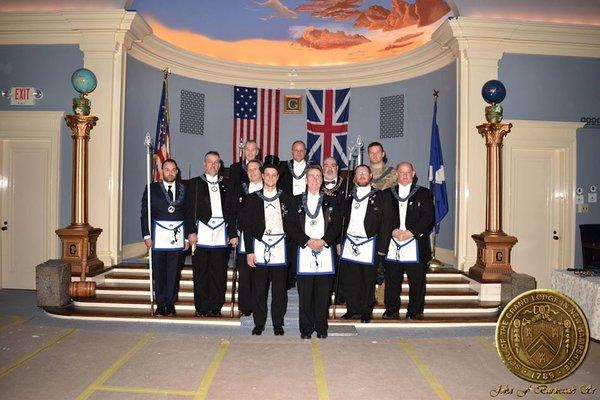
[1,12,599,87]
[432,17,600,59]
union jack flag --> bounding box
[153,71,171,182]
[306,88,351,168]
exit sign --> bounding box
[10,87,36,106]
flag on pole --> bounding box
[153,69,171,182]
[233,86,280,161]
[428,96,449,234]
[306,88,351,168]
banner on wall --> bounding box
[232,86,280,161]
[306,88,351,169]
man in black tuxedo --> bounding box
[322,156,348,304]
[229,139,260,189]
[279,140,310,288]
[279,140,309,196]
[244,156,292,336]
[141,159,188,317]
[339,164,393,323]
[228,159,264,316]
[383,161,435,320]
[285,165,342,339]
[186,151,236,317]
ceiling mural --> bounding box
[129,0,453,66]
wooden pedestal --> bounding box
[468,232,518,282]
[56,225,104,276]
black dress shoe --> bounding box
[165,305,176,316]
[340,312,353,320]
[300,333,312,339]
[241,311,252,317]
[274,326,284,336]
[405,312,414,320]
[252,326,264,335]
[154,305,166,316]
[195,311,209,317]
[382,311,400,320]
[211,310,222,317]
[316,332,328,339]
[360,314,372,323]
[411,313,424,320]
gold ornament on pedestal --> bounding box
[468,80,518,282]
[55,68,103,298]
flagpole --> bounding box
[332,137,359,319]
[428,89,444,269]
[230,139,245,318]
[144,132,156,314]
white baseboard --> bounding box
[122,242,147,260]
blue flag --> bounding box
[428,99,448,234]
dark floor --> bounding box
[1,289,599,400]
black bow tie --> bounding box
[325,180,336,185]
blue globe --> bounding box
[481,80,506,104]
[71,68,97,95]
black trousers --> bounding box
[192,247,229,313]
[384,261,427,316]
[253,266,288,327]
[297,274,333,335]
[151,250,181,308]
[287,243,298,287]
[236,252,254,313]
[342,260,377,316]
[330,252,344,303]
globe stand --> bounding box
[55,113,103,298]
[468,121,518,282]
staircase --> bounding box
[49,261,500,327]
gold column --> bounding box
[56,114,104,297]
[469,121,518,282]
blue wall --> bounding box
[499,53,600,266]
[122,57,457,247]
[0,45,83,229]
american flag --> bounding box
[233,86,280,161]
[153,73,171,181]
[306,88,351,168]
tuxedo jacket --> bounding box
[227,183,259,239]
[342,187,394,255]
[184,175,235,238]
[323,175,351,212]
[279,159,313,195]
[285,193,342,248]
[228,161,250,191]
[389,184,435,263]
[242,190,294,253]
[140,181,187,238]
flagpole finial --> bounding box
[144,132,152,148]
[433,89,439,100]
[162,67,170,78]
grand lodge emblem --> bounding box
[496,289,589,383]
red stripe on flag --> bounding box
[267,89,272,156]
[274,89,280,156]
[259,89,265,155]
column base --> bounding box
[468,232,518,282]
[56,225,104,276]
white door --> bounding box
[0,139,52,289]
[503,121,578,289]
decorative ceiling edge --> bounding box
[1,12,599,87]
[433,17,600,59]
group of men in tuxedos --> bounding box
[141,139,435,338]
